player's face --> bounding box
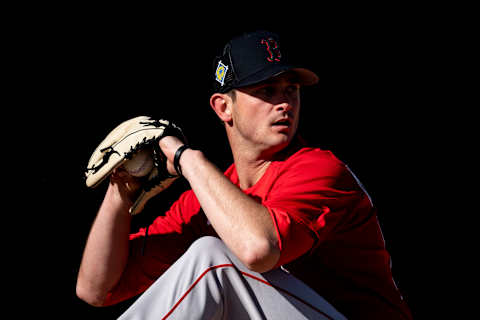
[232,73,301,156]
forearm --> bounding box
[181,149,280,272]
[76,182,132,306]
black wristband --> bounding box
[173,144,190,176]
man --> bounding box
[76,30,412,319]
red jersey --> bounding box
[105,147,412,319]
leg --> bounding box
[118,236,346,320]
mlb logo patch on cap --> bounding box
[215,60,228,86]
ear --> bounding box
[210,93,233,123]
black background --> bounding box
[8,5,458,319]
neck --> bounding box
[226,134,271,190]
[228,136,303,190]
[233,153,271,190]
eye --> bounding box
[285,84,300,95]
[257,86,276,97]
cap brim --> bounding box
[233,64,319,89]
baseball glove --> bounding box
[85,116,186,215]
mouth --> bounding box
[272,118,292,127]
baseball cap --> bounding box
[212,30,319,93]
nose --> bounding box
[275,102,293,113]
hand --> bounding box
[109,167,142,205]
[159,135,185,176]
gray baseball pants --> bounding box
[118,236,346,320]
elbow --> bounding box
[239,238,280,273]
[76,279,108,307]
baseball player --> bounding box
[77,30,412,319]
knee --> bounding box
[189,236,226,253]
[184,237,255,272]
[184,236,232,264]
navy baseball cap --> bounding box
[213,30,319,93]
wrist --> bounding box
[173,144,191,176]
[178,148,203,180]
[104,181,135,216]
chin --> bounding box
[267,135,293,154]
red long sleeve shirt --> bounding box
[105,147,412,319]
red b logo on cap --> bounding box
[261,38,281,62]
